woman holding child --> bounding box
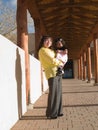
[38,36,68,119]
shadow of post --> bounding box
[15,48,22,119]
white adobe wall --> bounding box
[29,56,42,103]
[0,35,48,130]
[0,35,27,130]
[29,56,49,104]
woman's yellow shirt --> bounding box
[38,47,63,79]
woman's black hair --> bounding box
[38,35,52,51]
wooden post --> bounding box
[83,51,87,81]
[34,18,42,59]
[34,18,44,92]
[93,34,98,85]
[17,0,30,104]
[87,45,92,83]
[80,55,83,80]
[78,59,80,79]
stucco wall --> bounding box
[0,35,48,130]
[0,35,27,130]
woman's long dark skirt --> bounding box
[46,75,63,117]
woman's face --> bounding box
[43,38,52,48]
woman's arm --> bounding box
[39,48,64,67]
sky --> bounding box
[1,0,35,33]
[2,0,17,9]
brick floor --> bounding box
[11,79,98,130]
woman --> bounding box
[38,35,64,119]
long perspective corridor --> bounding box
[11,79,98,130]
[1,1,98,130]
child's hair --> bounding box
[55,38,65,44]
[38,35,52,51]
[53,37,67,49]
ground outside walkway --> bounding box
[11,79,98,130]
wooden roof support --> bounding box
[77,59,80,79]
[17,0,30,104]
[34,18,42,58]
[87,45,92,83]
[80,55,83,80]
[83,51,87,81]
[93,34,98,85]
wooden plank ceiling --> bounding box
[28,0,98,59]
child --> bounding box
[54,38,68,75]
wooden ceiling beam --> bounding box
[38,1,98,9]
[43,16,95,27]
[76,7,98,15]
[28,0,98,59]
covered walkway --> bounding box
[1,1,98,129]
[11,79,98,130]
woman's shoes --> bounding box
[47,114,63,119]
[51,116,57,119]
[47,116,57,119]
[58,113,63,117]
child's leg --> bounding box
[57,66,64,75]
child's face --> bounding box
[56,41,63,48]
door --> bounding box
[62,59,74,78]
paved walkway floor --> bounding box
[11,79,98,130]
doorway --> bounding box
[62,59,74,79]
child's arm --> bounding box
[63,49,68,54]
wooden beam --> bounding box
[38,1,98,9]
